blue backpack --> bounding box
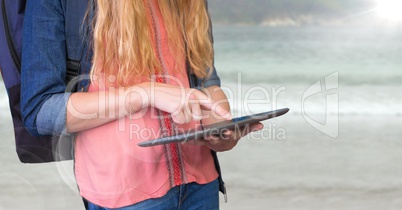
[0,0,88,163]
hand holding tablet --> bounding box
[138,108,290,147]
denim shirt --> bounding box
[21,0,221,136]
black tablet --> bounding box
[137,108,290,147]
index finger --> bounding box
[190,90,232,120]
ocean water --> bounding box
[213,25,402,117]
[1,25,402,209]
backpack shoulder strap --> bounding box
[64,0,88,85]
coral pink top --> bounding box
[74,0,218,208]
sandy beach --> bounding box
[219,114,402,210]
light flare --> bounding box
[376,0,402,21]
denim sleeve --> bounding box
[21,0,69,136]
[202,66,221,88]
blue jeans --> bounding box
[87,179,219,210]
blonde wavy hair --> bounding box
[91,0,213,86]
